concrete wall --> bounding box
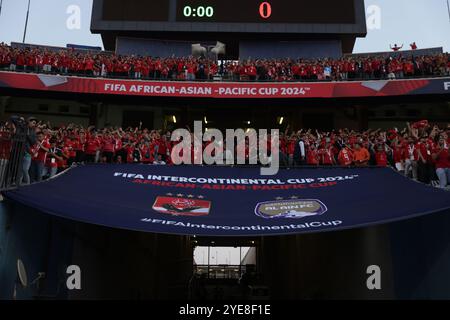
[388,210,450,299]
[0,201,192,300]
[259,226,395,299]
[0,97,91,127]
[2,199,450,300]
[116,37,193,58]
[68,225,193,300]
[96,104,168,129]
[240,40,343,60]
[257,209,450,299]
[0,201,74,300]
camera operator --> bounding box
[0,120,16,188]
[10,116,38,185]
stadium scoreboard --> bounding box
[102,0,356,24]
[93,0,366,53]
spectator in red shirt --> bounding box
[432,137,450,188]
[1,43,449,82]
[84,56,95,76]
[101,133,116,163]
[392,138,406,173]
[4,114,450,190]
[30,131,50,182]
[375,145,388,167]
[247,64,257,81]
[338,145,354,166]
[59,140,72,170]
[318,140,335,166]
[306,144,319,165]
[390,44,403,51]
[73,132,85,163]
[15,51,26,71]
[158,135,171,162]
[140,141,153,164]
[287,137,296,167]
[403,60,415,77]
[417,134,433,184]
[64,135,77,166]
[85,131,101,163]
[43,137,64,178]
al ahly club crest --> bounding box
[152,193,211,217]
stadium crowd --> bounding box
[0,43,449,82]
[1,117,449,189]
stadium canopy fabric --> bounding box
[4,164,450,236]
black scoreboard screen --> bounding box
[102,0,356,24]
[176,0,355,24]
[102,0,170,21]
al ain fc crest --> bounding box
[152,193,211,217]
[255,196,327,219]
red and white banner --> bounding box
[0,71,449,99]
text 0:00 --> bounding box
[183,6,214,17]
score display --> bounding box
[102,0,356,24]
[176,0,356,24]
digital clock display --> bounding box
[176,0,356,23]
[101,0,356,24]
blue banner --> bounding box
[4,165,450,236]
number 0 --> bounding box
[206,6,214,17]
[183,6,192,17]
[259,2,272,19]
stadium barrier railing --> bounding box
[0,130,26,191]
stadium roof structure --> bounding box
[4,165,450,237]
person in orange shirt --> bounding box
[352,143,371,166]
